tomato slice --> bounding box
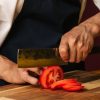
[39,66,84,92]
[40,66,63,88]
[50,79,78,89]
[63,85,84,91]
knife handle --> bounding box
[28,71,39,79]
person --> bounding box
[0,0,100,85]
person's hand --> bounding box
[59,13,100,63]
[0,55,40,85]
[59,25,94,63]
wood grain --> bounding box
[0,70,100,100]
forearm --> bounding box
[80,12,100,38]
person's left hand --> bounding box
[0,55,41,85]
[59,25,94,63]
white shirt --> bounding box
[0,0,24,46]
[0,0,100,46]
[94,0,100,9]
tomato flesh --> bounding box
[50,79,78,89]
[40,66,63,88]
[63,85,84,91]
[39,66,84,92]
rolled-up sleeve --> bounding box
[93,0,100,10]
[0,0,24,47]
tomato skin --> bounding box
[50,79,78,89]
[40,66,63,89]
[39,66,84,92]
[62,85,84,92]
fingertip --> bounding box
[31,78,38,85]
[69,59,75,63]
[27,77,38,85]
[59,47,69,62]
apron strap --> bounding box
[78,0,87,23]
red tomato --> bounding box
[62,85,84,92]
[50,79,78,89]
[40,66,63,88]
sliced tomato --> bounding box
[63,85,84,91]
[40,66,63,88]
[50,79,78,89]
[39,66,84,92]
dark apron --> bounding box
[0,0,84,86]
[80,0,100,70]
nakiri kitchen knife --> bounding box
[17,48,67,68]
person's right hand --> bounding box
[59,13,100,63]
[0,55,40,85]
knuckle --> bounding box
[78,42,83,48]
[70,38,76,46]
[61,35,67,42]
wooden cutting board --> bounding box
[0,70,100,100]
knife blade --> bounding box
[17,48,67,68]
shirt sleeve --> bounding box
[0,0,24,47]
[93,0,100,10]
